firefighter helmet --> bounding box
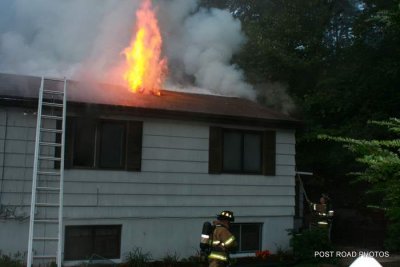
[217,210,235,222]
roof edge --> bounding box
[0,96,302,128]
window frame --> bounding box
[222,129,263,174]
[230,222,263,252]
[209,127,275,176]
[64,224,122,261]
[66,117,141,171]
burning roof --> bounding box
[0,72,300,128]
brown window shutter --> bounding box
[262,131,276,176]
[64,117,75,169]
[126,121,143,171]
[209,126,223,174]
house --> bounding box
[0,73,300,264]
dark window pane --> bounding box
[126,121,143,171]
[241,224,261,251]
[230,223,262,252]
[64,225,121,260]
[243,133,261,173]
[73,119,96,167]
[223,131,241,172]
[64,226,93,260]
[99,122,126,168]
[93,227,121,258]
[230,224,241,251]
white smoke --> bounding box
[159,1,255,99]
[0,0,255,99]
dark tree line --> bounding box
[200,0,400,248]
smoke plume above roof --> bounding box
[0,0,255,99]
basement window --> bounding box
[230,223,263,252]
[65,117,142,171]
[64,225,122,261]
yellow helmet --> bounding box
[217,210,235,222]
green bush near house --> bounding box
[0,251,25,267]
[289,228,336,264]
[124,248,152,267]
[160,252,180,267]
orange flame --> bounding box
[123,0,167,95]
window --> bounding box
[64,225,122,260]
[209,127,276,175]
[223,130,262,173]
[99,122,126,168]
[65,117,142,171]
[73,118,96,167]
[230,223,263,252]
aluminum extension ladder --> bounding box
[27,77,67,267]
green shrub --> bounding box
[0,251,25,267]
[125,248,152,267]
[385,207,400,251]
[289,228,334,263]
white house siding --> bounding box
[0,108,296,262]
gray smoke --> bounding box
[0,0,255,99]
[255,82,296,115]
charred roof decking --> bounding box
[0,73,300,128]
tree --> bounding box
[198,0,400,212]
[320,118,400,250]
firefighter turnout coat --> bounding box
[208,221,237,263]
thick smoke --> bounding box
[0,0,138,81]
[0,0,255,99]
[158,0,255,99]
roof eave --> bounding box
[0,96,301,129]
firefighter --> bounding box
[208,210,237,267]
[310,194,334,240]
[310,194,333,226]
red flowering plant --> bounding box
[255,250,271,260]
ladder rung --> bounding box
[41,128,63,133]
[33,255,57,259]
[37,171,60,176]
[44,77,65,82]
[40,141,62,147]
[43,90,64,95]
[36,203,59,207]
[37,186,60,191]
[34,219,59,223]
[41,115,63,120]
[43,102,63,108]
[33,237,59,241]
[38,156,62,161]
